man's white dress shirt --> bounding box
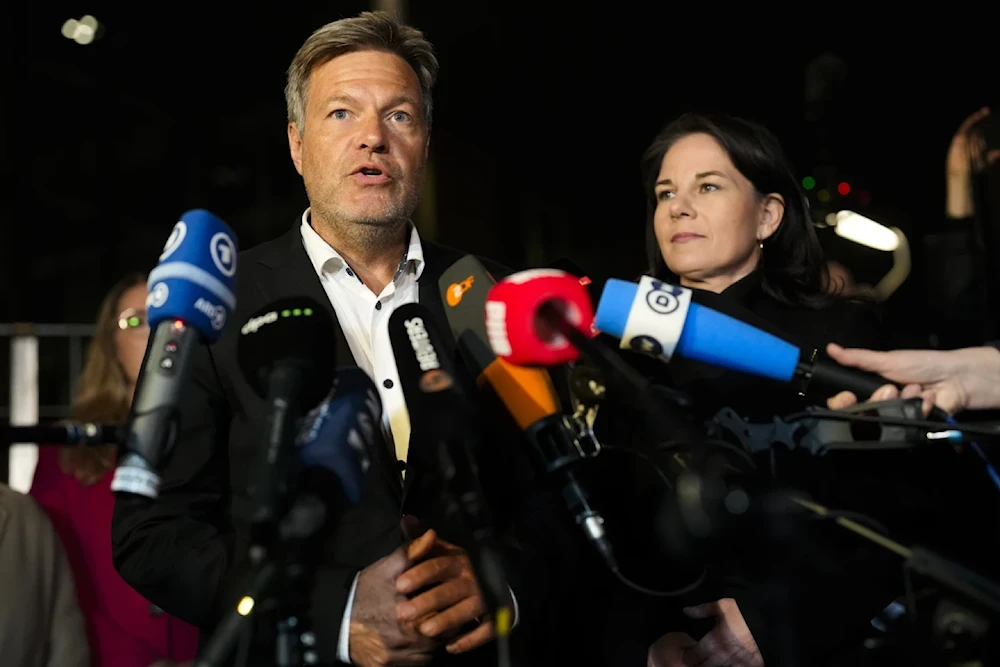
[301,210,422,663]
[300,210,516,663]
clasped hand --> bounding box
[349,525,496,666]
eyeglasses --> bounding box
[117,308,149,331]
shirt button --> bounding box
[346,268,355,277]
[375,301,382,310]
[383,379,393,389]
[397,460,407,472]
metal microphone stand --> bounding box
[195,486,328,667]
[196,361,324,667]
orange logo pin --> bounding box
[446,275,475,306]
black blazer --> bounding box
[111,224,576,666]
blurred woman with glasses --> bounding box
[30,273,199,667]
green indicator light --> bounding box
[292,309,302,316]
[303,308,313,316]
[282,310,291,317]
[802,176,816,190]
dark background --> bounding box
[1,5,997,410]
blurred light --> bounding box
[61,15,100,45]
[859,190,871,206]
[817,189,830,203]
[837,182,851,196]
[825,213,838,226]
[802,176,816,190]
[833,210,899,251]
[237,596,255,616]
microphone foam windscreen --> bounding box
[677,304,800,382]
[596,278,801,382]
[236,297,337,406]
[297,366,381,505]
[146,209,239,343]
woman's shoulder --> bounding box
[757,293,886,352]
[801,296,886,350]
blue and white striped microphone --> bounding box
[111,209,238,499]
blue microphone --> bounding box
[595,276,889,397]
[295,366,381,513]
[112,210,238,499]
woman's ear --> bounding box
[757,193,785,242]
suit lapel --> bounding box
[254,224,403,501]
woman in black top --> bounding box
[587,113,897,667]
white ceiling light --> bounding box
[61,15,100,45]
[833,210,899,252]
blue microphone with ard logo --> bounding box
[111,209,238,500]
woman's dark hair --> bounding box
[641,112,833,309]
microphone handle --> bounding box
[112,323,201,499]
[798,360,894,398]
[249,363,305,560]
[2,422,125,446]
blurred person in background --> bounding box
[0,482,89,667]
[30,273,199,667]
[925,106,1000,346]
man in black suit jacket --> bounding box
[112,11,577,667]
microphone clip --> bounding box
[524,413,601,475]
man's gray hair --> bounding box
[285,11,438,131]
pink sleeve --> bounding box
[30,447,67,512]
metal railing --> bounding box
[2,323,96,492]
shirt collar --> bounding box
[299,207,425,283]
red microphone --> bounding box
[485,269,594,367]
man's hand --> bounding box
[825,343,1000,415]
[396,530,496,655]
[349,530,439,667]
[648,599,763,667]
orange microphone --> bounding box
[438,259,619,571]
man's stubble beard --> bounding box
[308,168,425,252]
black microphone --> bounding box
[387,302,514,635]
[236,297,337,562]
[195,366,382,667]
[111,210,238,499]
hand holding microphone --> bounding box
[825,343,1000,415]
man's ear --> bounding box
[288,122,304,176]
